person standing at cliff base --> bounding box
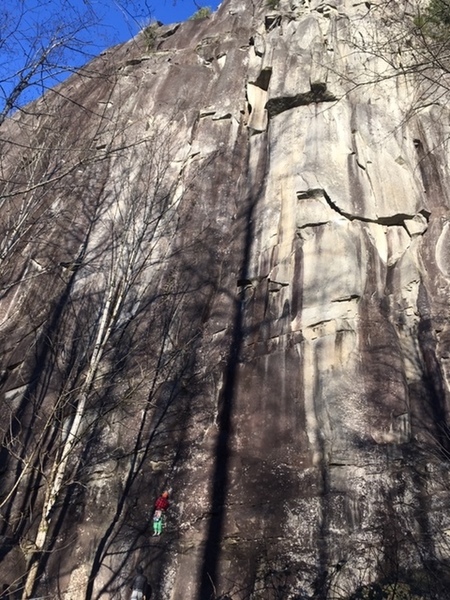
[130,565,148,600]
[152,491,169,536]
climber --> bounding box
[130,564,148,600]
[152,491,169,536]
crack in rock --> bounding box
[331,294,360,303]
[297,188,430,229]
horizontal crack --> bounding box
[312,188,429,228]
[331,294,360,303]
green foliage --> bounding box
[426,0,450,25]
[415,0,450,38]
[189,6,212,20]
[266,0,280,8]
[143,22,159,51]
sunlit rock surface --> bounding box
[2,0,450,598]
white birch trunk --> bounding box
[21,272,127,599]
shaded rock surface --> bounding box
[1,0,450,598]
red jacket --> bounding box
[155,496,169,511]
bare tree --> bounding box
[0,0,151,125]
[342,0,450,113]
[0,11,211,579]
[2,111,194,597]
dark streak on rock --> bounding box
[266,85,337,117]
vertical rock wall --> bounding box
[2,0,450,598]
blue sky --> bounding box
[153,0,222,26]
[88,0,223,47]
[0,0,222,114]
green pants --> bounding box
[153,515,164,535]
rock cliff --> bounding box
[1,0,450,598]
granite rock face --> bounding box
[1,0,450,598]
